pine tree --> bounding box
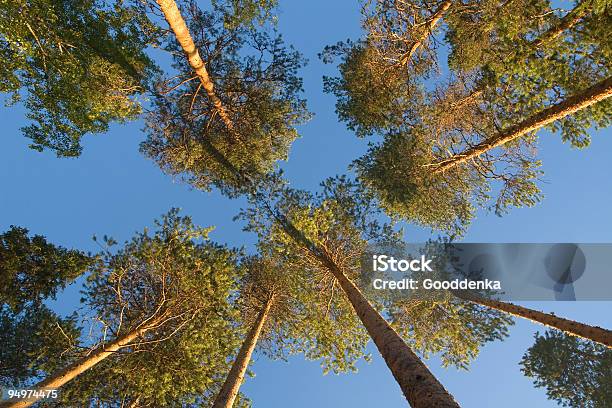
[4,211,243,408]
[0,306,80,389]
[0,226,89,388]
[429,76,612,174]
[213,247,378,407]
[240,176,461,407]
[521,329,612,407]
[142,0,310,196]
[0,226,91,311]
[0,0,158,156]
[324,0,611,233]
[211,260,276,408]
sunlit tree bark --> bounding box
[530,0,592,47]
[212,296,274,408]
[430,76,612,174]
[454,291,612,348]
[0,315,164,408]
[155,0,236,136]
[325,259,460,407]
[271,213,460,407]
[400,0,452,66]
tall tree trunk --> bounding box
[211,296,273,408]
[0,316,164,408]
[186,116,458,404]
[400,0,452,66]
[324,257,460,407]
[155,0,237,137]
[530,0,592,48]
[269,211,460,407]
[453,290,612,348]
[430,75,612,174]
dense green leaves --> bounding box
[212,0,279,28]
[0,226,91,312]
[142,2,310,196]
[229,255,364,376]
[445,0,611,146]
[353,130,481,235]
[241,176,513,371]
[0,226,86,387]
[324,0,610,234]
[1,1,609,405]
[0,305,80,387]
[521,330,612,407]
[0,0,157,156]
[48,210,243,407]
[239,177,387,373]
[322,41,419,138]
[372,242,514,369]
[390,298,513,369]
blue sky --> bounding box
[1,1,611,406]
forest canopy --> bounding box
[1,1,611,407]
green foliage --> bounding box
[521,330,612,407]
[354,130,480,235]
[241,176,512,371]
[0,0,157,156]
[238,176,395,374]
[445,0,611,146]
[212,0,279,28]
[0,226,91,312]
[51,210,243,407]
[142,3,310,196]
[374,242,514,369]
[324,0,608,233]
[321,41,419,137]
[0,226,86,387]
[389,298,513,369]
[233,256,363,375]
[353,77,545,234]
[0,305,80,387]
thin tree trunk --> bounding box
[155,0,237,137]
[211,296,273,408]
[430,75,612,174]
[530,1,591,48]
[0,316,164,408]
[400,0,452,66]
[453,290,612,348]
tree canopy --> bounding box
[323,0,612,234]
[40,210,244,407]
[0,305,80,388]
[0,226,88,388]
[0,0,158,156]
[141,0,310,196]
[1,1,611,406]
[521,329,612,407]
[239,176,385,374]
[0,226,91,311]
